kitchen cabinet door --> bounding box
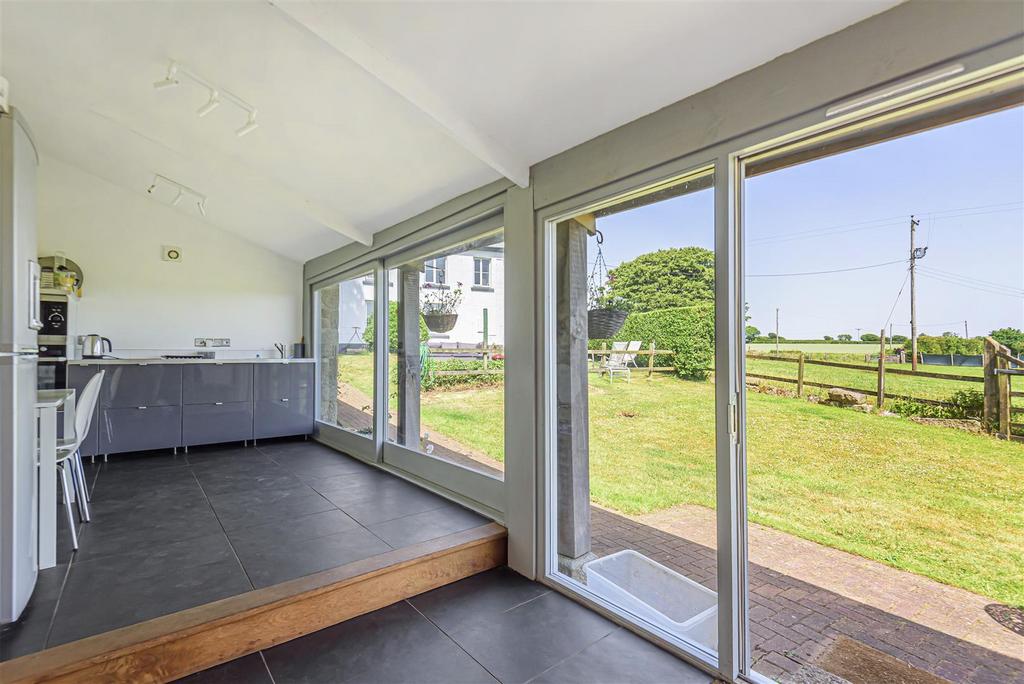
[289,363,315,434]
[253,363,314,439]
[66,365,100,457]
[99,405,182,454]
[102,364,182,408]
[182,364,253,404]
[182,402,253,446]
[254,364,290,402]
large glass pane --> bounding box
[552,170,719,657]
[387,230,506,479]
[743,107,1024,683]
[315,271,375,437]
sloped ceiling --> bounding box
[0,0,899,262]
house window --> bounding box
[474,257,491,287]
[424,257,446,285]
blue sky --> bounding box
[594,106,1024,339]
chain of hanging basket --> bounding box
[588,229,609,309]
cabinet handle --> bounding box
[214,402,224,406]
[137,406,148,410]
[281,398,289,402]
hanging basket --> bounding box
[423,313,458,333]
[588,308,628,339]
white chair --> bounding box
[601,341,632,383]
[623,340,642,369]
[56,370,104,549]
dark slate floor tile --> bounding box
[304,466,390,496]
[0,564,67,661]
[264,601,497,684]
[66,532,237,585]
[73,501,224,563]
[90,465,202,504]
[225,508,362,549]
[232,526,391,588]
[410,566,551,633]
[174,653,274,683]
[263,443,369,479]
[329,482,452,526]
[366,504,487,547]
[446,590,617,683]
[529,627,712,683]
[192,461,303,497]
[206,483,335,531]
[48,554,250,646]
[99,450,191,472]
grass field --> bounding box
[337,351,1024,606]
[748,342,898,354]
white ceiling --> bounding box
[1,1,899,262]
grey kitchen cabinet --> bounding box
[182,363,252,405]
[102,364,182,408]
[99,405,182,454]
[182,402,253,447]
[66,364,101,458]
[254,363,314,439]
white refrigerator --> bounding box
[0,107,42,624]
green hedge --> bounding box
[607,304,715,380]
[364,301,429,352]
[906,335,984,355]
[422,358,505,391]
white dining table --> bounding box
[36,388,76,570]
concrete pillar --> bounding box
[318,284,340,423]
[556,219,595,576]
[396,265,422,447]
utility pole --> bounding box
[964,320,969,338]
[775,308,780,354]
[909,215,925,371]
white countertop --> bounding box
[67,357,315,366]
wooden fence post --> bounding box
[796,353,805,396]
[647,341,656,378]
[997,355,1011,437]
[877,328,887,409]
[983,337,999,427]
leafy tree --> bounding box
[990,327,1024,354]
[364,301,429,352]
[941,331,959,338]
[744,326,760,343]
[837,333,852,341]
[823,335,833,341]
[860,333,880,342]
[606,247,714,312]
[891,335,908,343]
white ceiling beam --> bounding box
[272,0,531,188]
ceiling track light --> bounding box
[146,174,207,217]
[197,90,221,117]
[153,59,258,137]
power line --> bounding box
[916,266,1024,294]
[883,266,911,330]
[747,259,906,278]
[747,201,1023,246]
[917,272,1024,298]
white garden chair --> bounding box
[601,341,632,383]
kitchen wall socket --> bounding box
[194,337,231,348]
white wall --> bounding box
[36,157,302,358]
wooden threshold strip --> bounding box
[1,523,506,684]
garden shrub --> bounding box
[613,304,714,380]
[890,388,984,420]
[363,301,429,352]
[422,358,505,391]
[906,335,984,356]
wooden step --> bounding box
[0,522,506,684]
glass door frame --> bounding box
[537,155,748,679]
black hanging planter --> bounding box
[588,308,628,339]
[423,313,459,333]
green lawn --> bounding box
[337,352,1024,606]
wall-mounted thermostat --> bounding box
[161,245,183,262]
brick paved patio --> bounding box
[590,505,1023,683]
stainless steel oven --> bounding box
[38,292,72,389]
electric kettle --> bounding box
[81,334,112,359]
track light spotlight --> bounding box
[153,62,180,90]
[197,91,221,117]
[235,112,259,138]
[146,183,156,194]
[198,199,208,217]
